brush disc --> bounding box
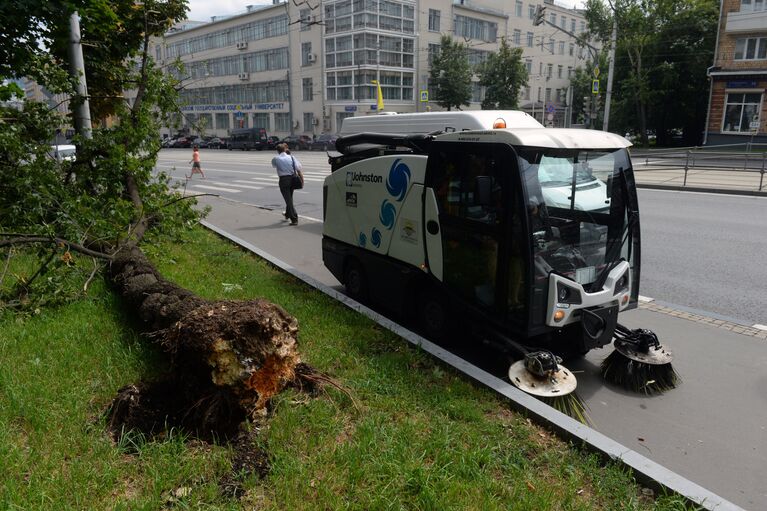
[508,360,577,397]
[612,339,673,365]
[600,349,680,394]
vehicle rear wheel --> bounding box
[344,259,368,302]
[419,291,450,340]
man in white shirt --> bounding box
[271,143,303,225]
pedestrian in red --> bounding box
[187,145,205,179]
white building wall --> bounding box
[153,0,595,137]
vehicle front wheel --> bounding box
[343,259,368,302]
[418,291,451,341]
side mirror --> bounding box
[474,176,493,206]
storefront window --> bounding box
[722,93,762,133]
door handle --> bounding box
[427,220,439,235]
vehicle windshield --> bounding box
[517,148,636,294]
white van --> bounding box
[50,144,77,162]
[339,110,543,136]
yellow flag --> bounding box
[372,80,384,112]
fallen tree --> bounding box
[106,245,303,440]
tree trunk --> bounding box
[106,245,302,440]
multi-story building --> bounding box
[153,0,593,138]
[705,0,767,144]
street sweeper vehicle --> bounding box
[321,111,677,405]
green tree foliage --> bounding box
[584,0,717,145]
[0,0,196,310]
[477,38,528,110]
[429,35,472,111]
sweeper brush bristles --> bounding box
[540,392,591,425]
[600,350,680,395]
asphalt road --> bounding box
[638,189,767,326]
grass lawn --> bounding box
[0,226,692,510]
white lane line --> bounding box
[638,295,654,303]
[217,181,264,190]
[191,184,242,193]
[753,324,767,331]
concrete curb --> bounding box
[201,220,745,511]
[636,182,767,197]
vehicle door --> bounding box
[424,142,526,325]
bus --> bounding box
[228,127,269,151]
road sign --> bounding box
[546,103,555,114]
[592,79,600,94]
[593,66,600,78]
[547,113,554,121]
[420,90,429,102]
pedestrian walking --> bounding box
[186,145,205,179]
[271,143,303,225]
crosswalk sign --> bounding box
[420,90,429,102]
[592,79,600,94]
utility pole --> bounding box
[68,12,92,139]
[603,18,617,132]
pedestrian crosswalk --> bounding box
[185,170,328,194]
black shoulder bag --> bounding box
[290,156,303,190]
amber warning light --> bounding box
[493,118,507,129]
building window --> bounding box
[254,113,270,131]
[303,112,315,132]
[454,15,497,42]
[558,41,565,55]
[546,63,553,78]
[529,4,536,20]
[549,13,556,25]
[571,19,576,32]
[580,21,585,32]
[734,37,767,60]
[216,113,229,130]
[545,88,551,102]
[525,60,532,74]
[557,65,563,78]
[515,1,523,17]
[524,86,530,100]
[275,112,290,132]
[567,66,573,78]
[302,42,312,66]
[548,38,554,53]
[560,16,567,29]
[428,9,441,32]
[527,32,534,48]
[722,92,762,133]
[569,43,574,56]
[740,0,767,12]
[303,78,313,101]
[428,43,440,65]
[513,29,521,45]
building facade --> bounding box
[705,0,767,144]
[153,0,593,138]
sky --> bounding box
[186,0,584,22]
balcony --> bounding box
[726,9,767,33]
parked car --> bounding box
[192,137,208,148]
[281,135,312,151]
[310,133,338,151]
[50,144,76,162]
[266,136,281,149]
[208,137,226,149]
[172,137,192,148]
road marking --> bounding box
[219,181,264,190]
[753,324,767,331]
[191,184,241,193]
[638,295,654,303]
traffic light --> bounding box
[533,5,546,26]
[582,96,592,116]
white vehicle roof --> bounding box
[339,110,543,135]
[437,128,632,150]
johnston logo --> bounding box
[346,170,383,186]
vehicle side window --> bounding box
[430,146,504,225]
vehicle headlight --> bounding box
[614,272,629,295]
[556,282,582,304]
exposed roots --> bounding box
[293,362,361,412]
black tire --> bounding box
[343,259,368,302]
[418,291,450,340]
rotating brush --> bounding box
[600,324,679,394]
[509,351,590,424]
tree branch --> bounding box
[0,236,113,260]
